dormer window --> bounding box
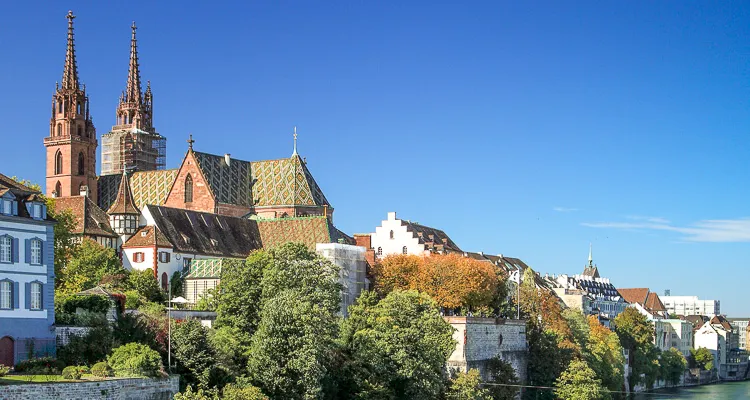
[1,199,13,215]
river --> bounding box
[632,381,750,399]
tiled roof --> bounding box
[617,288,650,305]
[257,215,354,250]
[145,205,262,258]
[582,265,600,278]
[76,285,118,299]
[107,172,140,215]
[53,196,118,238]
[403,220,461,253]
[193,151,330,208]
[185,258,224,279]
[645,292,667,313]
[122,225,172,248]
[0,173,54,222]
[0,173,37,193]
[98,169,178,211]
[710,315,733,331]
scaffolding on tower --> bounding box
[101,128,166,175]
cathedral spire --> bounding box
[124,21,142,105]
[61,10,79,90]
[588,243,593,267]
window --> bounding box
[55,182,62,197]
[77,152,85,176]
[30,239,42,265]
[76,102,82,114]
[55,151,64,175]
[184,174,193,202]
[133,252,145,263]
[161,272,168,291]
[183,257,192,271]
[2,200,10,215]
[57,123,62,136]
[30,282,42,310]
[389,230,394,239]
[0,281,10,309]
[402,246,408,254]
[77,126,82,137]
[32,204,42,219]
[0,237,11,263]
[58,100,63,114]
[377,247,382,256]
[159,252,171,263]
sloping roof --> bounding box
[582,265,600,279]
[0,174,54,222]
[617,288,650,305]
[122,225,172,248]
[403,220,461,253]
[98,169,178,211]
[185,258,224,279]
[711,315,733,331]
[645,292,667,313]
[53,196,118,238]
[257,215,354,250]
[0,173,37,194]
[193,151,330,208]
[76,285,118,299]
[145,205,262,258]
[107,172,140,215]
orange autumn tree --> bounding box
[372,253,501,311]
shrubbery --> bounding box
[14,357,65,374]
[92,361,114,378]
[108,343,163,377]
[0,364,10,377]
[62,365,87,380]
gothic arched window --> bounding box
[161,272,168,291]
[77,102,82,114]
[55,181,61,197]
[184,174,193,203]
[56,124,62,136]
[402,246,408,254]
[77,152,85,176]
[58,100,63,113]
[55,151,63,175]
[389,230,394,239]
[77,126,82,136]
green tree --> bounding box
[108,342,163,377]
[214,254,270,333]
[690,347,714,371]
[555,359,611,400]
[485,356,519,400]
[128,269,165,303]
[209,325,252,376]
[172,319,216,388]
[246,289,339,400]
[562,309,590,352]
[195,288,219,311]
[659,347,687,386]
[586,316,625,393]
[171,271,184,297]
[339,290,456,400]
[614,308,658,390]
[222,383,269,400]
[58,238,125,296]
[57,320,113,366]
[524,326,569,400]
[46,199,79,287]
[446,369,492,400]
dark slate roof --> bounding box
[145,205,262,258]
[192,151,331,208]
[257,215,354,250]
[107,172,140,215]
[402,220,461,253]
[122,225,172,248]
[53,196,117,237]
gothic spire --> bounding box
[61,10,79,90]
[124,21,142,105]
[588,243,593,267]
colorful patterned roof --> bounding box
[193,151,330,208]
[98,169,178,211]
[107,172,140,215]
[185,258,224,279]
[257,215,353,250]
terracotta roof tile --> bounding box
[617,288,650,305]
[645,292,667,313]
[53,196,117,238]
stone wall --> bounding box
[0,376,179,400]
[445,317,528,383]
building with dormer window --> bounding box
[0,174,56,368]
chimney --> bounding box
[354,234,372,249]
[79,185,89,197]
[224,154,231,166]
[387,211,396,221]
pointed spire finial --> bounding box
[124,20,142,105]
[61,10,79,90]
[187,134,195,149]
[292,126,298,156]
[588,243,593,267]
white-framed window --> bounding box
[30,282,42,310]
[0,281,11,309]
[159,252,170,263]
[31,239,42,265]
[0,236,11,263]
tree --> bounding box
[614,308,658,390]
[562,309,590,352]
[128,269,164,303]
[586,316,625,393]
[172,319,217,388]
[485,356,519,400]
[339,290,456,400]
[209,325,252,376]
[171,271,184,297]
[446,369,492,400]
[246,289,339,400]
[555,359,611,400]
[46,199,79,287]
[57,238,125,296]
[659,347,687,386]
[195,288,219,311]
[524,326,569,400]
[690,347,714,371]
[214,254,270,333]
[371,254,421,295]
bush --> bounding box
[57,323,113,366]
[15,357,64,374]
[223,383,268,400]
[62,365,86,380]
[124,290,143,309]
[0,364,10,377]
[56,295,112,315]
[92,361,114,378]
[108,343,163,377]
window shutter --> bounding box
[13,282,19,309]
[24,239,31,263]
[40,283,44,310]
[25,282,30,309]
[11,201,17,216]
[11,238,19,263]
[39,240,44,265]
[42,205,47,219]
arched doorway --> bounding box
[161,272,168,291]
[0,336,14,367]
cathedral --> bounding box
[45,12,350,288]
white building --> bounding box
[316,243,367,317]
[370,212,461,259]
[663,319,694,357]
[661,295,720,317]
[726,318,750,350]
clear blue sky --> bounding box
[2,2,749,314]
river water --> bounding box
[632,381,750,399]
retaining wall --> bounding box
[0,376,179,400]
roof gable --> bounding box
[617,288,650,305]
[403,220,461,253]
[53,196,117,237]
[107,173,140,215]
[98,169,178,211]
[257,215,353,250]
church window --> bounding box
[389,230,394,239]
[78,182,85,195]
[77,153,85,176]
[58,100,63,114]
[377,247,382,256]
[76,102,81,114]
[55,182,61,197]
[55,151,63,175]
[402,246,408,254]
[77,126,82,136]
[56,123,62,136]
[184,174,193,203]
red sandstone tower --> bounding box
[44,11,98,202]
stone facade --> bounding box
[316,243,368,317]
[0,376,179,400]
[163,149,217,214]
[445,317,528,383]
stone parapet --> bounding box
[0,376,179,400]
